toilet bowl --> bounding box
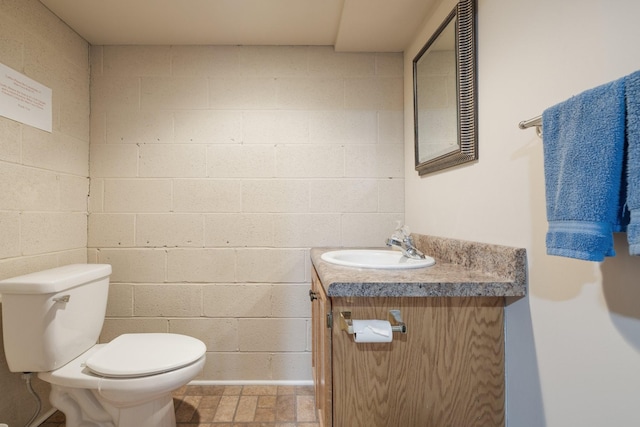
[40,335,206,427]
[0,264,207,427]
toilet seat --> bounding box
[86,333,206,378]
[39,335,206,407]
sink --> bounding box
[320,249,435,270]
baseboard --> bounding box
[189,379,314,386]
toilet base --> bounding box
[50,384,177,427]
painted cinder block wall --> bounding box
[0,3,405,422]
[0,0,90,425]
[87,45,405,382]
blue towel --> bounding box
[542,77,627,261]
[626,71,640,255]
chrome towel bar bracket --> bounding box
[519,115,543,137]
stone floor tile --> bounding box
[213,395,239,422]
[254,406,277,422]
[258,394,277,408]
[296,385,314,395]
[234,395,258,422]
[275,394,296,422]
[222,385,243,395]
[175,395,202,422]
[296,395,316,422]
[242,385,278,396]
[186,384,226,396]
[277,385,295,395]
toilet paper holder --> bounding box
[339,310,407,334]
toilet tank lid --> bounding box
[0,264,112,294]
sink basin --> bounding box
[320,249,435,270]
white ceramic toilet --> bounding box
[0,264,206,427]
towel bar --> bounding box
[519,115,543,137]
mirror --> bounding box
[413,0,477,176]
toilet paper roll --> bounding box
[352,320,393,343]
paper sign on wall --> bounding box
[0,62,52,132]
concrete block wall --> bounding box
[88,45,405,382]
[0,0,90,424]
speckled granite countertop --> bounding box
[311,234,527,298]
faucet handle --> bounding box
[391,224,411,240]
[406,246,426,259]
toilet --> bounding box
[0,264,206,427]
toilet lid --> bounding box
[85,333,206,378]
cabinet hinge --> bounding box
[326,312,333,329]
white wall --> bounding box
[405,0,640,425]
[88,45,405,382]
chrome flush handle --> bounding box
[53,295,70,303]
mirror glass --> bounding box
[413,0,477,176]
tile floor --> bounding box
[40,384,320,427]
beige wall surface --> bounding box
[88,45,404,382]
[405,0,640,425]
[0,0,90,425]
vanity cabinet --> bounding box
[311,266,506,427]
[311,268,332,427]
[310,238,526,427]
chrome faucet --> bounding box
[386,225,426,259]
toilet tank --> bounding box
[0,264,112,373]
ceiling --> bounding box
[39,0,437,52]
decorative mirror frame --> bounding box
[413,0,477,176]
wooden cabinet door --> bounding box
[311,268,332,427]
[331,296,505,427]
